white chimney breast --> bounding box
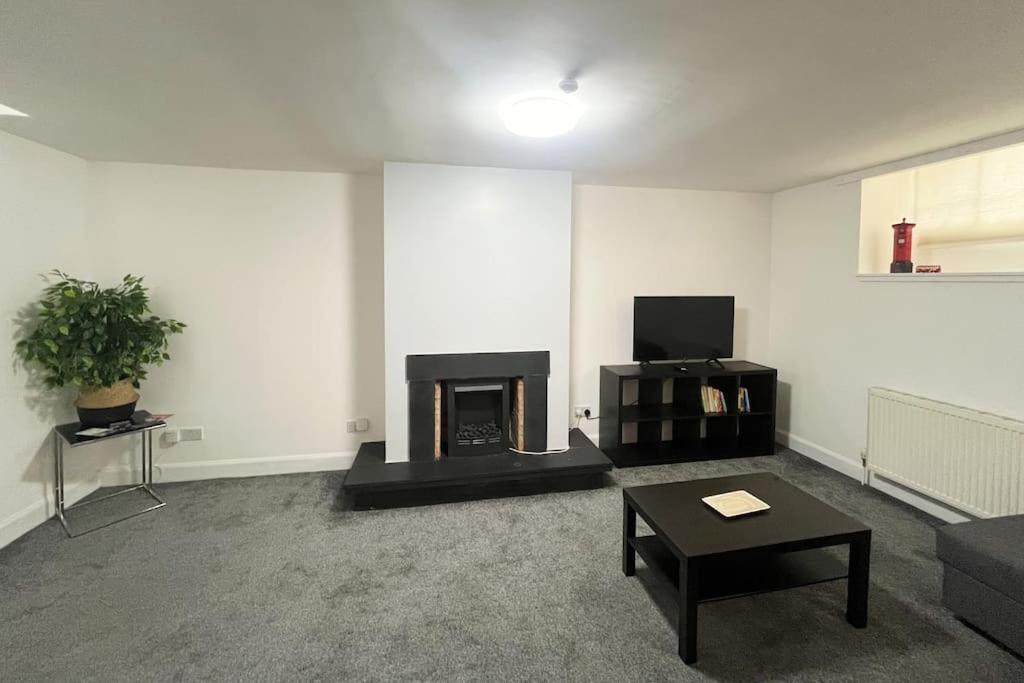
[383,162,571,462]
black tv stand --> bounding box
[705,358,725,369]
[638,360,691,373]
[599,360,777,468]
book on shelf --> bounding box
[701,386,727,414]
[737,387,752,413]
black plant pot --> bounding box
[76,400,138,428]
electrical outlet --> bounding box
[347,418,370,433]
[162,429,180,446]
[179,426,204,442]
[574,405,590,418]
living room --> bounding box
[2,2,1023,680]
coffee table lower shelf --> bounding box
[630,535,849,603]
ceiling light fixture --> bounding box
[501,79,581,138]
[0,102,29,117]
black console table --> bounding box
[599,361,777,467]
[53,412,167,537]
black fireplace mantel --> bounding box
[406,351,549,382]
[406,351,549,461]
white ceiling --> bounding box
[2,1,1024,192]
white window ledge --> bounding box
[857,272,1024,283]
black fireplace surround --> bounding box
[406,351,549,461]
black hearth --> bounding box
[406,351,549,461]
[342,349,612,508]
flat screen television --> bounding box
[633,296,734,361]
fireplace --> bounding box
[406,351,549,460]
[446,379,510,457]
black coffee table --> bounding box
[622,472,871,664]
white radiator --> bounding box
[866,387,1024,518]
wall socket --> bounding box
[574,405,591,418]
[346,418,370,433]
[161,426,203,446]
[180,426,204,441]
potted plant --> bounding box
[15,271,185,427]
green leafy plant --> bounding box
[15,271,186,390]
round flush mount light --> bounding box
[501,79,582,138]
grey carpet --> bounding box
[1,449,1022,682]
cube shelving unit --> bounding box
[598,361,777,468]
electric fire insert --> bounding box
[445,379,510,457]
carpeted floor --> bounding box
[1,449,1022,682]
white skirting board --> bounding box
[0,478,100,551]
[99,450,357,486]
[776,431,864,480]
[0,450,357,550]
[776,430,970,524]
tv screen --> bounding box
[633,296,734,361]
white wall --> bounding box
[769,178,1024,478]
[384,163,572,461]
[570,184,773,439]
[0,131,107,548]
[89,163,384,480]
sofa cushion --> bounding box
[936,514,1024,605]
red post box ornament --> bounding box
[890,217,915,273]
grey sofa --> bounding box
[936,514,1024,656]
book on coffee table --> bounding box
[702,490,770,517]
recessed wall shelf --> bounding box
[857,272,1024,283]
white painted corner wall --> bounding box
[1,142,386,549]
[0,131,107,549]
[768,173,1024,521]
[88,163,385,477]
[570,184,774,441]
[383,163,572,462]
